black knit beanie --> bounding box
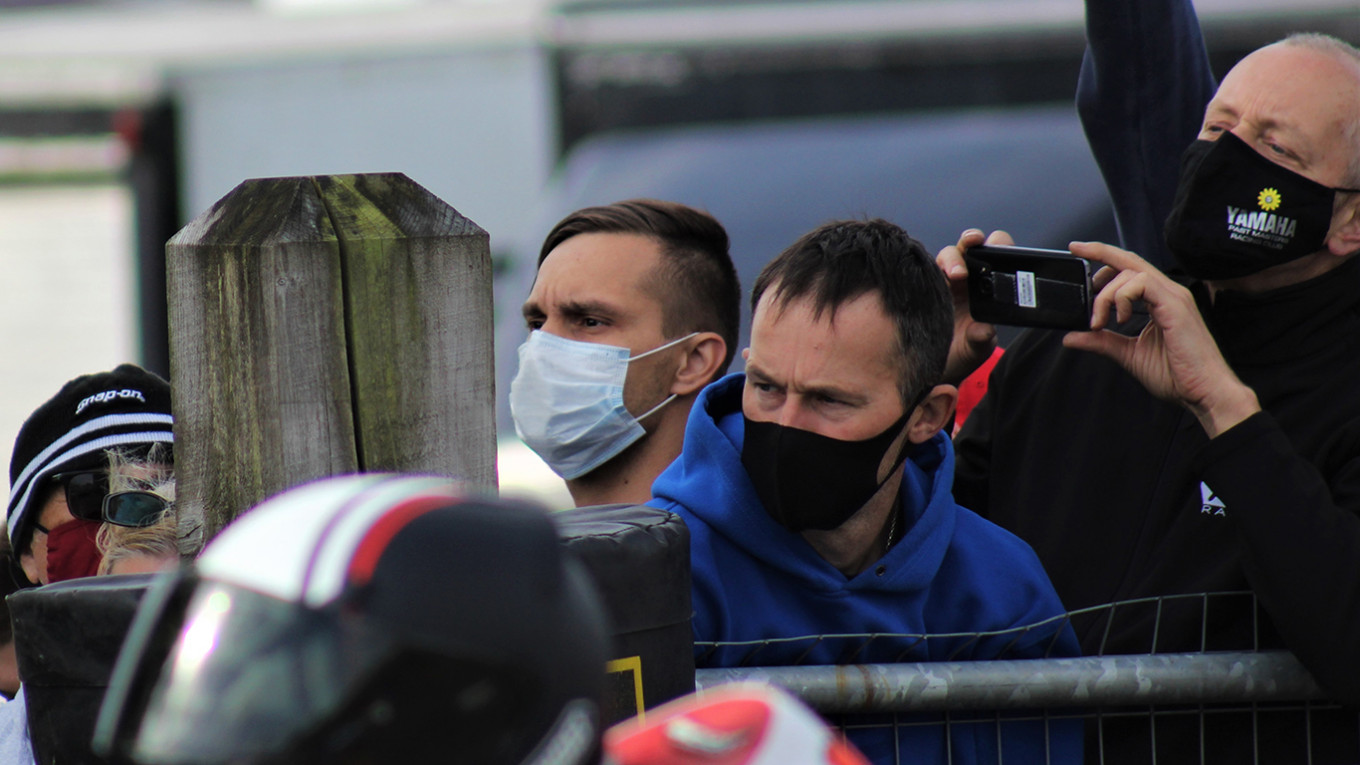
[7,364,174,552]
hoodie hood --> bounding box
[650,374,957,594]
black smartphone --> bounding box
[964,245,1095,330]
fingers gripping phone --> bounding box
[964,245,1095,330]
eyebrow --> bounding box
[802,382,870,406]
[746,362,869,406]
[1205,101,1305,142]
[521,298,623,321]
[1202,100,1237,120]
[745,363,776,386]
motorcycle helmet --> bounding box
[95,473,609,765]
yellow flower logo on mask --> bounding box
[1258,187,1282,211]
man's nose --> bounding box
[776,399,813,430]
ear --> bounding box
[671,332,728,397]
[1327,193,1360,257]
[18,550,39,586]
[906,384,959,444]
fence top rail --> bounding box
[694,651,1329,713]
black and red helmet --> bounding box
[95,474,610,765]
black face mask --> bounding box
[741,410,913,533]
[1164,131,1360,281]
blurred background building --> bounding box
[0,0,1354,503]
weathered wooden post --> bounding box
[168,173,496,538]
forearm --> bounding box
[1196,413,1360,703]
[1191,375,1261,439]
[1077,0,1215,266]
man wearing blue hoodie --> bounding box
[649,219,1080,765]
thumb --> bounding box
[966,321,996,345]
[1063,329,1129,364]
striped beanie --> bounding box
[7,364,174,551]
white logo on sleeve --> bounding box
[1199,482,1226,517]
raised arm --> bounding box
[1076,0,1217,269]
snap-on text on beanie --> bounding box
[75,389,148,416]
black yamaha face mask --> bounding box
[1164,131,1360,281]
[741,409,913,533]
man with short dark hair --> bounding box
[511,199,739,507]
[650,219,1078,764]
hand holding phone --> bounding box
[964,245,1095,330]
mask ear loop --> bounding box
[625,332,701,362]
[876,384,940,550]
[625,332,702,423]
[634,393,678,424]
[876,385,935,481]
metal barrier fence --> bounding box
[692,593,1360,764]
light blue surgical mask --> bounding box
[509,331,697,480]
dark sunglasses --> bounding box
[50,471,169,528]
[102,491,171,528]
[50,469,110,523]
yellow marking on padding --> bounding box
[606,655,645,723]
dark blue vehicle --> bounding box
[495,103,1118,437]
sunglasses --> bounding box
[50,469,110,523]
[103,491,171,528]
[49,471,169,527]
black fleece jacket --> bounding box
[954,0,1360,708]
[956,260,1360,705]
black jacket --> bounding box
[956,259,1360,709]
[955,0,1360,760]
[956,0,1360,707]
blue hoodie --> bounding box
[650,374,1081,764]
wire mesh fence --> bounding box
[693,592,1360,764]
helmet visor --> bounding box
[125,580,391,764]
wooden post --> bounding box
[168,173,496,538]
